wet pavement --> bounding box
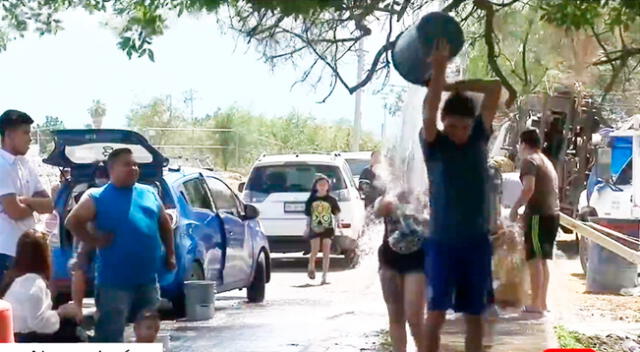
[72,224,558,351]
[118,251,557,351]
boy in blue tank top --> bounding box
[420,39,510,352]
[66,148,176,342]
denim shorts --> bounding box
[94,284,160,342]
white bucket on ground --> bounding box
[156,333,170,352]
[586,242,638,293]
[185,281,216,321]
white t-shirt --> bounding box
[3,273,60,334]
[0,149,46,256]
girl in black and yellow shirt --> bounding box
[305,175,340,285]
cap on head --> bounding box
[0,109,34,138]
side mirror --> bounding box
[238,182,246,193]
[244,204,259,220]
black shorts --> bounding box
[378,244,425,275]
[524,213,559,261]
[308,229,334,241]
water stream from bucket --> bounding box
[376,85,429,216]
[355,85,428,267]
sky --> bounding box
[0,10,408,138]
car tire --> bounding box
[172,261,205,318]
[345,249,360,269]
[579,235,589,275]
[577,207,597,275]
[247,253,266,303]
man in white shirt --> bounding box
[0,110,54,283]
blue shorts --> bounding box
[424,237,492,315]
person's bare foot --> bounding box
[521,305,544,315]
[307,266,316,280]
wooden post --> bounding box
[559,213,640,264]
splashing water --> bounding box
[376,85,430,218]
[355,85,429,265]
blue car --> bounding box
[43,129,271,312]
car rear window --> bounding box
[64,143,154,164]
[246,164,347,194]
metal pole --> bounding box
[235,131,240,169]
[352,39,365,152]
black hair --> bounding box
[107,148,133,168]
[0,110,34,138]
[520,129,542,149]
[309,174,332,198]
[441,91,476,120]
[135,309,160,325]
[370,151,380,158]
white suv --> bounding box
[339,151,372,183]
[240,153,365,266]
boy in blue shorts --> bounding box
[420,39,507,352]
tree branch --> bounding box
[476,0,518,105]
[443,0,467,13]
[500,53,524,82]
[590,25,615,71]
[601,57,628,104]
[396,0,411,22]
[530,68,549,92]
[347,40,393,94]
[268,46,306,60]
[594,48,640,66]
[522,20,532,88]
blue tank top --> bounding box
[90,183,163,287]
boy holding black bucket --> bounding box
[420,38,507,352]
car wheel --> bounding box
[172,261,204,317]
[247,253,266,303]
[577,207,597,275]
[345,249,360,269]
[579,235,589,274]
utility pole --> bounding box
[352,39,365,152]
[166,95,173,119]
[184,89,195,121]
